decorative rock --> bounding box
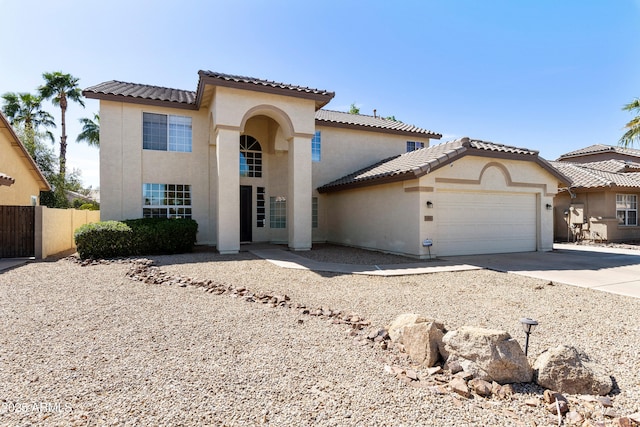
[565,410,584,424]
[524,398,539,407]
[405,370,418,381]
[547,399,569,415]
[402,321,445,367]
[426,366,443,376]
[468,378,492,397]
[449,377,470,398]
[543,389,567,404]
[444,359,463,374]
[597,396,613,407]
[443,327,533,384]
[533,345,613,396]
[615,417,635,427]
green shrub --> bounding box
[74,221,133,259]
[124,218,198,255]
[74,218,198,259]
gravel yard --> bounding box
[1,245,639,426]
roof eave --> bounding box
[315,119,442,139]
[0,112,51,191]
[197,73,335,110]
[317,171,415,194]
[82,91,198,111]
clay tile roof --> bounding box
[550,161,640,189]
[315,110,442,138]
[577,159,640,173]
[558,144,640,160]
[198,70,334,97]
[318,137,550,193]
[83,81,197,108]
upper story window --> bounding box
[616,194,637,226]
[143,113,192,152]
[312,131,321,162]
[240,135,262,178]
[406,141,425,152]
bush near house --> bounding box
[74,218,198,259]
[122,218,198,255]
[74,221,133,259]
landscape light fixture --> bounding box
[426,201,434,208]
[519,317,538,356]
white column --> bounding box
[287,135,312,250]
[216,127,240,254]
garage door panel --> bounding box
[437,192,536,256]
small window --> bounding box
[616,194,637,226]
[256,187,266,227]
[312,131,321,162]
[270,196,286,228]
[406,141,425,152]
[143,183,192,218]
[240,135,263,178]
[143,113,192,152]
[312,197,318,228]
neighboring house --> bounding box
[0,111,51,205]
[84,70,565,257]
[552,144,640,242]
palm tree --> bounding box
[1,92,56,149]
[39,71,85,178]
[620,98,640,148]
[77,113,99,147]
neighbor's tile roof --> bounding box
[550,161,640,189]
[83,81,197,107]
[0,172,15,186]
[575,159,640,173]
[558,144,640,160]
[315,110,442,138]
[318,137,559,193]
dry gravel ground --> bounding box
[1,245,639,426]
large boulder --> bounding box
[533,345,612,396]
[387,314,446,367]
[443,326,533,384]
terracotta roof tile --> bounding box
[558,144,640,160]
[318,138,545,193]
[550,161,640,189]
[315,109,442,138]
[83,81,197,105]
[198,70,334,97]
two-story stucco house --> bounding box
[84,70,567,257]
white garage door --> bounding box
[436,191,537,256]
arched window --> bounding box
[239,135,262,178]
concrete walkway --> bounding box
[0,258,31,272]
[249,248,481,276]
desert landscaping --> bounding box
[1,245,639,426]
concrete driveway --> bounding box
[442,243,640,298]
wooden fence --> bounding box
[0,206,35,257]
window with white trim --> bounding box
[240,135,262,177]
[406,141,425,152]
[312,131,321,162]
[143,113,192,152]
[270,196,286,228]
[143,183,192,218]
[616,194,637,226]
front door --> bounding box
[240,185,252,242]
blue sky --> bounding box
[1,0,639,189]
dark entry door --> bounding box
[240,186,252,242]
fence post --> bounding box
[34,206,44,259]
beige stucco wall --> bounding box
[35,207,100,258]
[312,125,430,242]
[325,180,421,256]
[554,190,640,242]
[0,128,47,206]
[324,156,560,257]
[99,101,212,243]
